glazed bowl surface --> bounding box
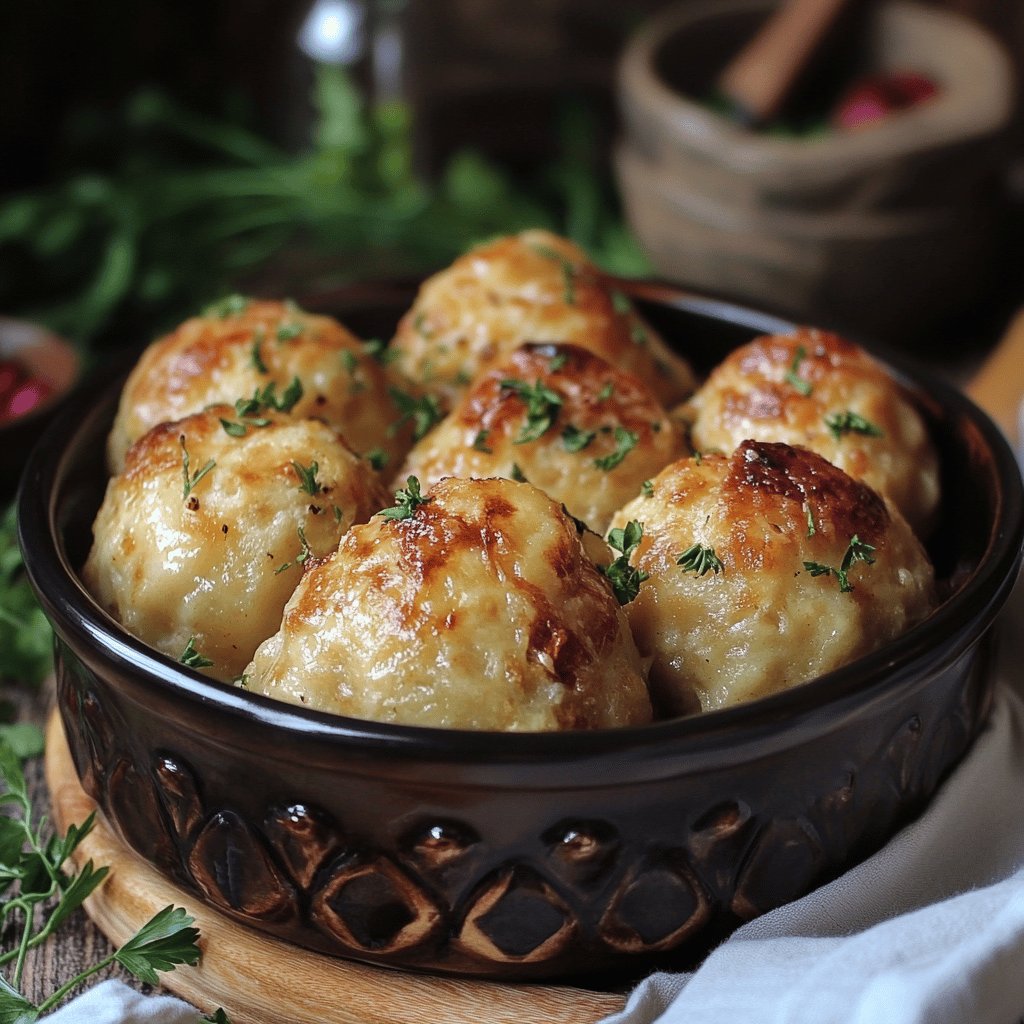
[18,281,1024,982]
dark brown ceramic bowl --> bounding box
[18,281,1024,983]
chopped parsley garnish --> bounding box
[340,350,359,374]
[365,447,388,471]
[594,426,639,471]
[804,500,816,537]
[824,410,884,441]
[785,345,813,396]
[509,462,527,482]
[379,476,431,521]
[677,543,723,577]
[631,323,648,346]
[235,376,304,417]
[292,460,322,496]
[203,294,249,319]
[472,429,493,453]
[641,479,654,498]
[413,312,433,338]
[250,332,268,373]
[529,243,577,304]
[611,289,631,315]
[388,387,443,440]
[363,338,400,365]
[596,381,614,402]
[804,534,876,593]
[500,377,563,443]
[275,526,313,573]
[561,423,596,453]
[549,353,568,372]
[276,321,304,342]
[179,636,214,669]
[180,436,215,499]
[599,520,648,605]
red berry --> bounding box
[3,379,52,420]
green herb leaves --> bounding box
[179,636,213,669]
[561,424,595,453]
[203,294,249,319]
[785,345,813,396]
[291,460,322,496]
[274,526,313,574]
[824,410,883,441]
[388,388,443,441]
[599,520,648,605]
[500,378,563,444]
[529,243,578,304]
[179,436,215,500]
[594,427,639,471]
[379,476,431,522]
[113,906,202,986]
[0,504,52,687]
[804,535,876,593]
[677,544,723,577]
[0,743,205,1018]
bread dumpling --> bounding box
[393,342,686,532]
[681,329,939,536]
[609,440,937,716]
[85,406,389,683]
[107,297,413,474]
[388,229,696,408]
[244,476,653,731]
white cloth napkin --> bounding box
[42,979,199,1023]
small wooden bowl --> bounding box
[18,282,1024,983]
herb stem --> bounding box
[12,900,36,989]
[35,952,119,1015]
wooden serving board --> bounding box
[44,713,627,1024]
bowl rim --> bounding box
[17,281,1024,775]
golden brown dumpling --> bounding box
[388,229,696,408]
[84,406,389,683]
[682,329,939,536]
[107,297,413,474]
[244,476,653,731]
[393,343,686,532]
[610,440,937,716]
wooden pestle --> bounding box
[716,0,854,125]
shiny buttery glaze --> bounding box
[682,329,940,536]
[388,229,697,408]
[394,342,686,532]
[611,440,937,716]
[244,476,653,730]
[106,298,413,473]
[85,406,389,683]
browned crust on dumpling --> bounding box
[394,342,686,532]
[245,476,652,731]
[388,230,696,408]
[682,329,939,536]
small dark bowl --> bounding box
[18,282,1024,982]
[0,318,80,499]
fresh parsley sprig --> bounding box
[804,534,876,593]
[379,476,431,522]
[0,742,206,1020]
[0,504,52,687]
[599,520,649,605]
